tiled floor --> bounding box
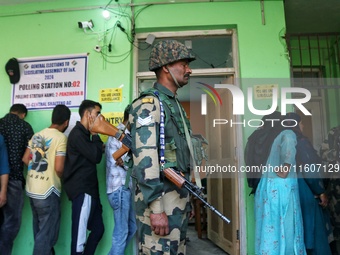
[186,224,228,255]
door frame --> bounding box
[292,67,328,149]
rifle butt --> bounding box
[113,145,130,161]
[163,168,185,189]
[91,114,119,137]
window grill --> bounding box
[285,33,340,87]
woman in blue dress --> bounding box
[283,112,332,255]
[255,113,306,255]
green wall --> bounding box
[1,1,134,254]
[0,1,288,254]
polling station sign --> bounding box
[12,54,88,110]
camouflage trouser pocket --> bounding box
[140,235,171,255]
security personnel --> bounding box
[129,39,195,254]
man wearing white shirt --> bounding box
[105,105,136,255]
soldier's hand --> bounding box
[150,212,169,236]
[116,158,124,167]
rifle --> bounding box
[90,114,231,224]
[89,114,132,160]
[163,167,231,224]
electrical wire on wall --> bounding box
[102,0,229,68]
[94,0,154,64]
[104,1,153,51]
[81,0,227,66]
[101,5,133,63]
[100,20,133,64]
[79,0,232,69]
[90,0,131,64]
[75,0,136,65]
[278,27,290,62]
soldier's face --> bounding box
[168,60,192,86]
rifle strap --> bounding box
[153,91,166,168]
[118,124,132,189]
[124,165,132,188]
[175,99,202,188]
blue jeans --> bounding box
[107,186,137,255]
[0,179,24,255]
[29,193,61,255]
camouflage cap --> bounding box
[149,40,196,71]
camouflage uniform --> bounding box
[129,40,195,255]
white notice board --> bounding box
[12,54,88,110]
